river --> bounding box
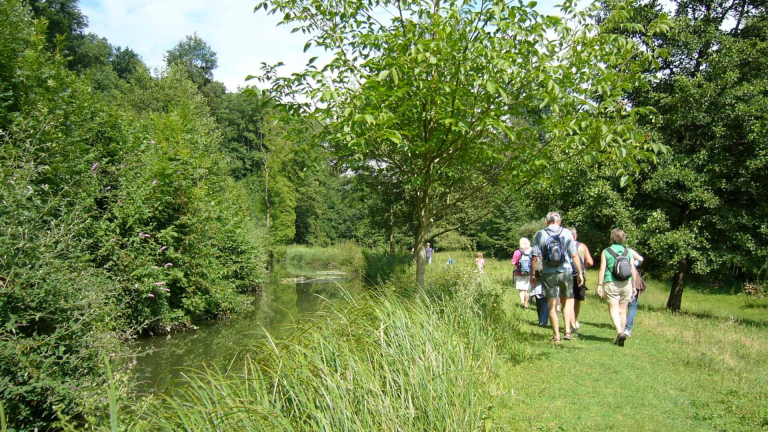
[132,263,362,394]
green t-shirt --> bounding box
[603,244,633,283]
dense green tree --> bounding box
[111,45,142,80]
[0,0,33,128]
[211,88,268,179]
[581,0,768,310]
[165,32,218,88]
[23,0,86,56]
[257,0,669,286]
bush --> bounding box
[283,241,364,273]
[362,248,412,284]
[0,13,128,427]
[87,67,267,331]
[434,230,475,251]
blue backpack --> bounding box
[517,249,532,275]
[543,227,566,267]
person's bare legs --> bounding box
[518,290,526,306]
[608,299,622,335]
[619,302,628,333]
[560,295,573,336]
[524,291,530,308]
[573,300,581,324]
[548,297,560,340]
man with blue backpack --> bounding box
[530,212,584,342]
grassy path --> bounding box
[493,272,768,431]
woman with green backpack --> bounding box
[596,228,638,347]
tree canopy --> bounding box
[256,0,671,285]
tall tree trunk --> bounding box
[261,134,270,240]
[389,206,395,256]
[415,225,428,288]
[414,186,431,288]
[264,158,270,240]
[667,257,688,311]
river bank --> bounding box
[132,262,361,394]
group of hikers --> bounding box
[424,211,645,345]
[512,212,645,345]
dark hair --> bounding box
[610,229,626,245]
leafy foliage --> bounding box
[165,32,218,88]
[256,0,671,285]
[0,4,267,429]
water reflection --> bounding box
[132,264,360,393]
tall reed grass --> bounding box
[130,265,525,431]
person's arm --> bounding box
[568,235,584,286]
[571,251,584,286]
[630,252,639,296]
[511,250,520,266]
[582,244,594,268]
[597,250,607,298]
[530,233,541,285]
[629,248,644,265]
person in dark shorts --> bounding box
[567,227,594,334]
[530,212,584,342]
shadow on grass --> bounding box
[575,333,616,343]
[579,320,615,330]
[638,303,768,328]
[742,301,768,310]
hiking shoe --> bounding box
[572,322,580,335]
[617,333,627,347]
[625,329,632,337]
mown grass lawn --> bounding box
[431,251,768,431]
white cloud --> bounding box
[81,0,320,91]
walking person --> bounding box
[475,252,485,273]
[567,227,594,334]
[530,259,548,326]
[596,229,637,347]
[530,212,584,342]
[511,238,533,308]
[624,247,645,337]
[426,243,434,265]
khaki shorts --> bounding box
[541,272,573,299]
[605,279,632,304]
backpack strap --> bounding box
[606,247,619,258]
[621,249,628,257]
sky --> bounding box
[81,0,565,92]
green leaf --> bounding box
[304,41,312,52]
[620,175,629,187]
[378,70,390,81]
